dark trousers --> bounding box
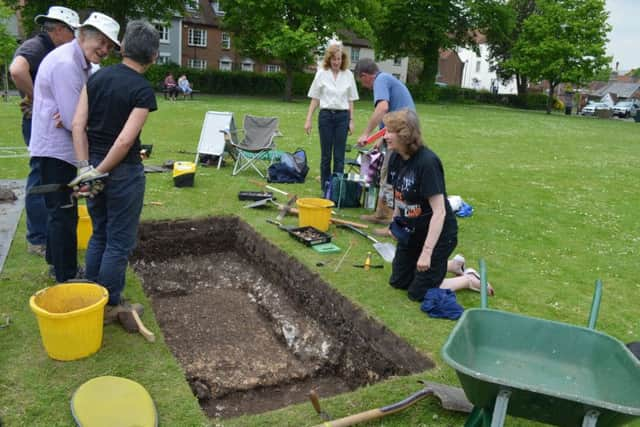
[22,116,48,245]
[39,157,78,282]
[86,157,145,305]
[318,109,349,191]
[390,228,457,302]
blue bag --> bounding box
[267,149,309,183]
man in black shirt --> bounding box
[71,20,159,324]
[10,6,79,256]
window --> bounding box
[350,47,360,63]
[475,61,481,72]
[265,64,281,73]
[241,59,254,72]
[156,53,171,65]
[212,1,225,16]
[188,28,207,47]
[185,1,197,12]
[221,32,231,49]
[155,24,169,43]
[188,58,207,70]
[393,57,401,66]
[219,57,232,71]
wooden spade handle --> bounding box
[311,388,434,427]
[285,207,369,229]
[309,390,323,414]
[132,310,155,342]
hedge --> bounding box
[146,63,551,110]
[407,83,552,111]
[146,64,314,97]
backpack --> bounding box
[267,149,309,183]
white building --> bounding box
[340,32,409,83]
[457,35,517,95]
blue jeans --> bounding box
[22,116,48,245]
[318,109,349,191]
[39,157,78,282]
[86,158,145,305]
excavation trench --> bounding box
[132,216,433,419]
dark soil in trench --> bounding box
[132,216,433,419]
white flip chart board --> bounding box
[195,111,237,168]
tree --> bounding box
[0,0,17,101]
[504,0,610,113]
[373,0,488,91]
[222,0,376,101]
[481,0,536,95]
[5,0,190,36]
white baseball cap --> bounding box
[34,6,80,29]
[80,12,121,49]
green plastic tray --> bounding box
[311,243,340,253]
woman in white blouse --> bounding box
[304,41,359,192]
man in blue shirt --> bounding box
[355,58,415,231]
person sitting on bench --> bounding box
[163,72,179,101]
[178,74,192,98]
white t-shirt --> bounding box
[307,67,359,110]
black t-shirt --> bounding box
[86,63,157,164]
[388,146,457,235]
[13,32,55,95]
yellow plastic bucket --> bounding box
[296,198,334,232]
[77,204,92,250]
[29,282,108,361]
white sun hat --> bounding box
[80,12,121,49]
[34,6,80,29]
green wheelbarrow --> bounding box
[442,260,640,426]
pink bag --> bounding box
[359,149,384,184]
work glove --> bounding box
[19,96,33,118]
[68,166,105,198]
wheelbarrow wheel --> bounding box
[465,389,511,427]
[465,407,492,427]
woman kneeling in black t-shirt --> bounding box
[383,109,494,302]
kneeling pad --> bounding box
[71,376,157,427]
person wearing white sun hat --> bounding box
[29,11,120,283]
[9,6,79,258]
[34,6,80,30]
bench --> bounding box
[158,83,200,100]
[179,89,200,100]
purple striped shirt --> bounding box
[29,39,90,165]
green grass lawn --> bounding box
[1,94,639,427]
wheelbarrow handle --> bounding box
[587,279,603,330]
[480,259,488,309]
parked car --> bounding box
[580,102,611,116]
[612,100,639,118]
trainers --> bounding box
[464,268,495,296]
[450,254,466,276]
[27,243,46,257]
[104,300,144,325]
